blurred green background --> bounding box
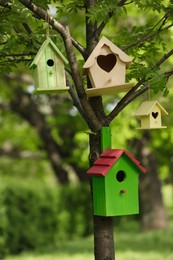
[0,1,173,259]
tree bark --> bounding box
[85,0,115,257]
[89,132,115,260]
[129,131,168,231]
[3,1,173,258]
[94,216,115,260]
[10,90,69,184]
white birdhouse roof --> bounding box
[30,37,68,67]
[83,36,132,71]
[134,101,168,116]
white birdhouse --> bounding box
[83,36,134,97]
[134,101,168,129]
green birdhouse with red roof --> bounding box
[30,37,69,94]
[87,147,147,217]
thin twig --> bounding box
[124,22,173,51]
[0,53,35,57]
[0,0,11,9]
[96,0,129,37]
[107,47,173,122]
[18,0,86,57]
[66,76,86,120]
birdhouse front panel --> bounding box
[83,36,134,96]
[88,45,126,89]
[149,105,162,128]
[105,156,139,216]
[35,54,48,90]
[36,45,66,92]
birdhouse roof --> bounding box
[134,101,168,117]
[30,37,68,68]
[83,36,132,71]
[87,149,147,176]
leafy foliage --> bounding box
[0,1,173,259]
[0,0,172,182]
[86,0,124,24]
[0,178,92,256]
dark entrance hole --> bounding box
[152,112,158,119]
[116,170,126,182]
[97,54,117,72]
[47,59,54,67]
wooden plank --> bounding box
[86,83,134,97]
[101,127,112,152]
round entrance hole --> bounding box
[47,59,54,67]
[116,170,126,182]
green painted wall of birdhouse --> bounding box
[101,127,112,151]
[92,154,139,216]
[35,45,66,91]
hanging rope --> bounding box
[45,12,50,38]
[148,83,151,101]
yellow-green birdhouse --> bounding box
[134,100,168,129]
[30,37,69,94]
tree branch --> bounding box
[124,21,173,51]
[18,0,101,131]
[118,0,129,5]
[85,0,99,54]
[0,0,11,9]
[0,147,44,159]
[107,46,173,122]
[85,0,109,128]
[0,53,35,57]
[18,0,86,57]
[96,0,130,37]
[6,83,69,183]
[165,69,173,79]
[63,28,101,130]
[66,76,86,120]
[107,80,146,122]
[155,48,173,67]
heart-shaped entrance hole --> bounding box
[152,112,158,119]
[97,54,117,72]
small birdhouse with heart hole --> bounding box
[134,100,168,129]
[30,37,69,94]
[83,36,134,97]
[87,149,147,216]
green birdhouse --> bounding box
[87,149,147,217]
[30,37,69,94]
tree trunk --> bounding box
[129,131,167,231]
[9,85,69,184]
[89,132,115,260]
[86,0,115,252]
[94,216,115,260]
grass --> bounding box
[5,237,94,260]
[116,224,173,260]
[5,214,173,260]
[5,185,173,260]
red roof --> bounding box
[87,149,147,176]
